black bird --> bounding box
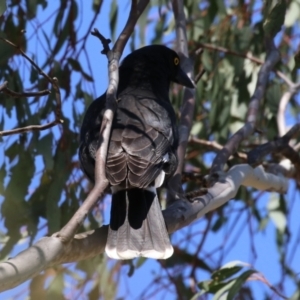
[79,45,194,259]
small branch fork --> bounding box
[0,37,63,137]
[247,124,300,183]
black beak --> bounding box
[174,67,195,88]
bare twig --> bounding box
[2,87,50,98]
[91,29,111,55]
[0,38,63,137]
[0,37,54,83]
[75,1,103,61]
[0,120,62,137]
[196,42,293,86]
[51,77,62,123]
[194,48,205,83]
[194,68,205,84]
[250,272,288,299]
[189,136,248,161]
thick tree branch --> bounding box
[265,159,296,179]
[277,90,293,136]
[165,164,288,233]
[0,238,64,292]
[0,164,288,292]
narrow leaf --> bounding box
[227,270,256,299]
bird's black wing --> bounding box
[79,95,105,183]
[106,92,177,188]
[79,91,178,188]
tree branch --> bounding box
[196,42,293,86]
[277,81,300,137]
[0,37,63,137]
[210,37,281,177]
[2,87,50,98]
[0,163,288,292]
[56,0,150,243]
[188,136,248,161]
[168,0,195,200]
[247,123,300,184]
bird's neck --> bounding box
[118,65,171,98]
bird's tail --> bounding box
[105,187,173,259]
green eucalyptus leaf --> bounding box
[109,0,118,42]
[226,269,256,299]
[0,0,6,16]
[263,0,286,37]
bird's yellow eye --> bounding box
[174,57,180,65]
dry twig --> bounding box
[0,38,63,137]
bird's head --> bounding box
[120,45,195,89]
